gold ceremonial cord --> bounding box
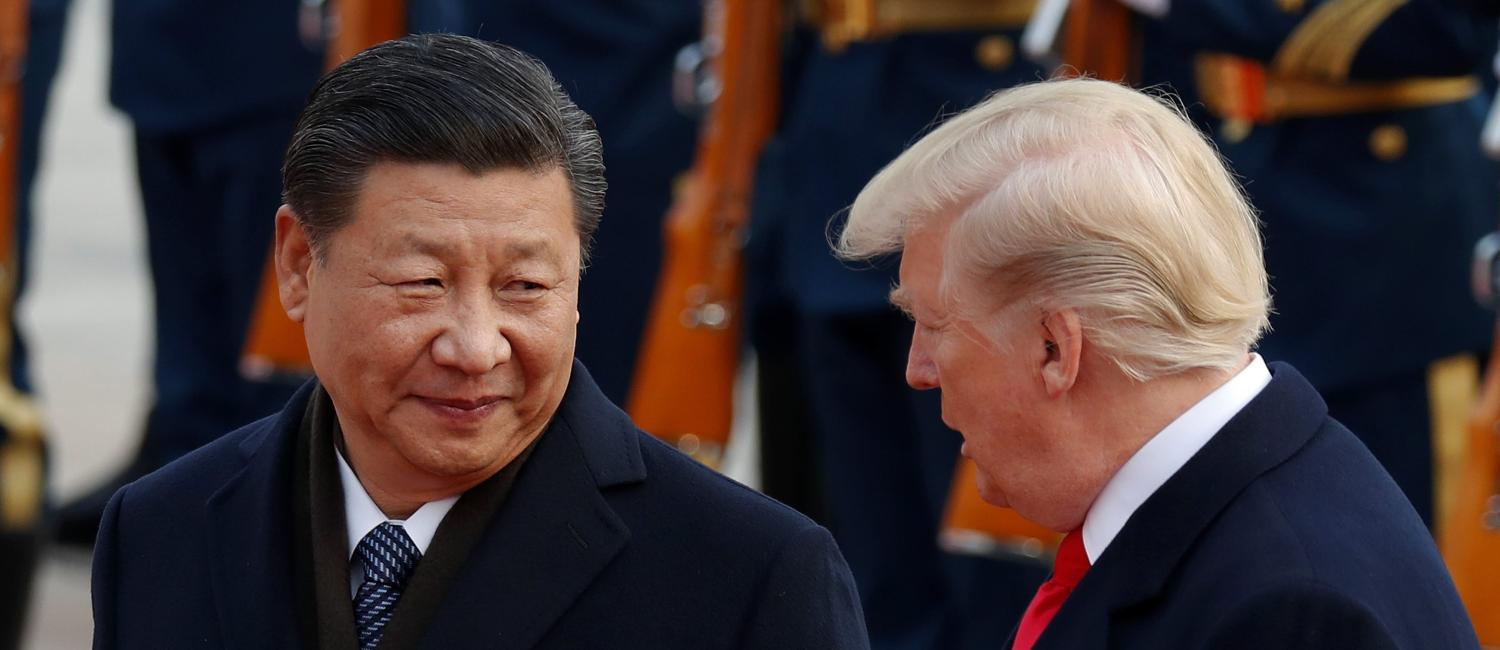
[804,0,1036,51]
[0,256,45,531]
[0,264,44,531]
[1430,355,1482,534]
[1273,0,1407,82]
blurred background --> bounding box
[16,0,147,642]
[16,0,147,646]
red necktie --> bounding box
[1013,530,1091,650]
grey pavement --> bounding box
[19,1,757,647]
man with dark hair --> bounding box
[91,34,868,650]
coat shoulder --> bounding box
[1168,416,1476,647]
[118,414,282,513]
[628,430,823,540]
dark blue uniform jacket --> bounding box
[110,0,323,134]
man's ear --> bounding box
[1039,307,1083,397]
[274,205,314,323]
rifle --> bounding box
[241,0,407,380]
[939,0,1136,557]
[1059,0,1136,81]
[323,0,406,65]
[626,0,782,468]
[0,0,25,280]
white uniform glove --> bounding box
[1117,0,1169,18]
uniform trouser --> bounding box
[755,307,827,523]
[798,311,1047,650]
[571,164,672,407]
[0,1,71,647]
[133,114,302,467]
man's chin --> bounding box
[973,470,1009,509]
[402,448,505,481]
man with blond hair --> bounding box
[837,77,1477,649]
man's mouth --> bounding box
[421,396,503,410]
[415,394,505,422]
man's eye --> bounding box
[918,321,945,336]
[401,278,444,290]
[505,280,546,293]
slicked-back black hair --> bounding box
[282,33,606,265]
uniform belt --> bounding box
[801,0,1036,51]
[1196,53,1479,123]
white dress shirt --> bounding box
[337,445,459,595]
[1080,355,1271,563]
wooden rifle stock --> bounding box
[325,0,406,66]
[627,0,782,467]
[0,0,24,263]
[1060,0,1136,81]
[241,0,407,379]
[1441,321,1500,644]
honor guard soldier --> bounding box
[405,0,701,407]
[0,0,70,645]
[53,0,324,546]
[744,1,1057,647]
[1126,0,1499,528]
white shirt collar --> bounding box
[335,444,459,558]
[1080,354,1272,564]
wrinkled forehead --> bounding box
[895,211,978,306]
[896,217,1033,325]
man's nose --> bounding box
[906,332,938,390]
[431,297,511,375]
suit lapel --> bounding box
[1038,363,1330,648]
[204,382,317,650]
[418,361,644,649]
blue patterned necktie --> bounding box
[353,522,422,650]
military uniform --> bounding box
[54,0,323,545]
[746,6,1051,648]
[1134,0,1499,526]
[408,0,700,407]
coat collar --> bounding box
[415,359,643,648]
[1035,362,1330,647]
[204,360,646,649]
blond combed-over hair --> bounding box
[837,77,1270,381]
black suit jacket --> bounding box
[92,362,869,649]
[1022,362,1477,649]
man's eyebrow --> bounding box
[396,234,559,262]
[889,286,913,316]
[503,238,548,260]
[399,233,453,257]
